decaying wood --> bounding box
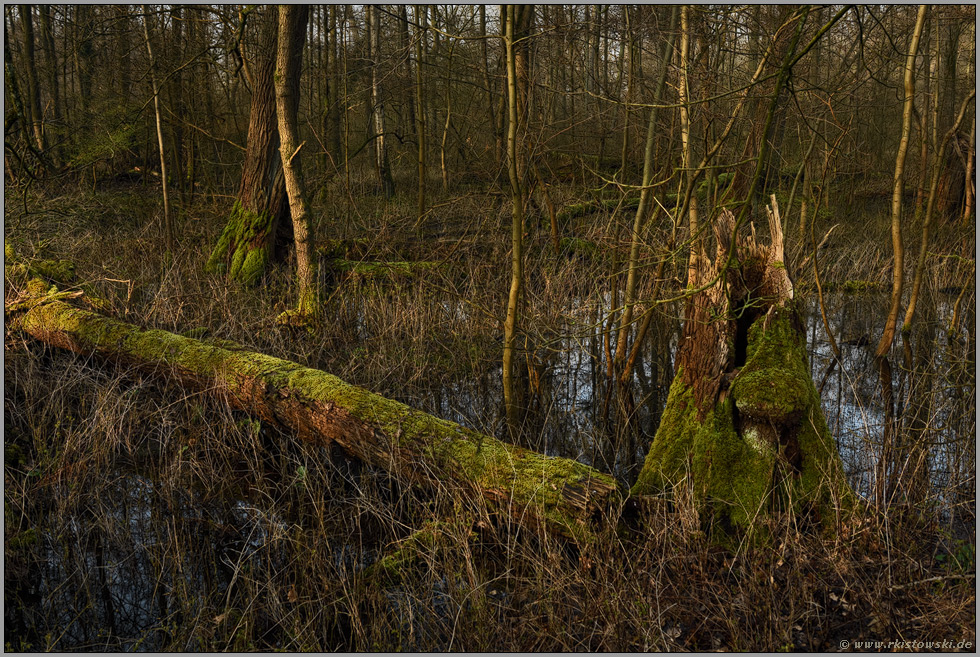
[633,199,849,533]
[6,278,619,541]
[677,203,794,419]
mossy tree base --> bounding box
[8,279,619,541]
[205,201,279,286]
[631,204,850,537]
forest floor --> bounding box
[4,180,976,651]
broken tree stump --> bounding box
[631,201,850,536]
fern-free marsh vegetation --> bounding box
[5,4,976,651]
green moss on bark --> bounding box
[206,201,275,286]
[730,312,810,425]
[631,374,776,531]
[631,306,849,536]
[16,297,618,540]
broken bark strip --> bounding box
[9,290,619,541]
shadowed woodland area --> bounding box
[4,4,977,651]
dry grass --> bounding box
[4,178,976,651]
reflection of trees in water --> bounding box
[9,475,238,650]
[805,290,976,511]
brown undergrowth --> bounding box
[4,181,976,651]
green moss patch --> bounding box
[206,201,275,286]
[731,311,811,426]
[632,306,850,538]
[330,258,441,279]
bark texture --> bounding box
[275,5,318,320]
[8,281,619,541]
[206,9,292,286]
[631,206,849,536]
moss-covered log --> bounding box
[330,258,441,278]
[8,287,619,540]
[631,204,850,536]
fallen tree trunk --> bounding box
[6,278,619,541]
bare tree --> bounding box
[142,6,174,254]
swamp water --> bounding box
[5,289,974,651]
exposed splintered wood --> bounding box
[632,201,850,536]
[8,281,619,541]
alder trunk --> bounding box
[206,9,292,286]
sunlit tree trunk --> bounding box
[874,4,926,507]
[275,4,318,323]
[440,39,456,192]
[679,5,698,267]
[875,5,927,360]
[502,4,526,438]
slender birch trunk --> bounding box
[142,7,174,254]
[875,5,927,359]
[502,4,525,438]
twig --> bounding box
[887,573,975,591]
[288,141,306,166]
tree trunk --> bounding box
[502,5,526,439]
[38,5,62,167]
[632,204,850,536]
[142,8,174,254]
[903,89,975,332]
[678,5,698,258]
[369,5,395,199]
[8,282,619,542]
[875,5,926,359]
[19,5,46,155]
[4,12,33,176]
[413,5,428,221]
[398,5,416,141]
[275,5,319,323]
[963,114,976,223]
[440,40,455,192]
[206,8,292,286]
[934,13,965,219]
